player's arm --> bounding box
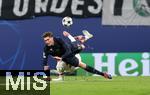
[43,47,49,70]
[63,31,93,43]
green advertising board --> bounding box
[77,53,150,76]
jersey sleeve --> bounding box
[42,47,49,66]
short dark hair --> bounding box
[42,32,53,38]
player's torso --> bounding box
[46,38,65,57]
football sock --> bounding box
[84,65,104,76]
[68,35,76,42]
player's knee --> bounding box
[56,61,66,73]
[57,67,65,73]
[56,64,65,73]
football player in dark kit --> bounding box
[42,31,112,81]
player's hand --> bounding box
[53,56,62,61]
[44,66,49,71]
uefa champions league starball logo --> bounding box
[133,0,150,17]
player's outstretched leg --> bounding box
[63,31,85,53]
[79,62,112,79]
[63,31,93,43]
[63,31,76,42]
[82,30,93,41]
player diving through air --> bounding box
[42,31,112,81]
[52,30,93,81]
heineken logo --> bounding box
[133,0,150,17]
[79,53,150,76]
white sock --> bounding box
[68,35,76,42]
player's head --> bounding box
[42,32,54,46]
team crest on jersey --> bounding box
[133,0,150,17]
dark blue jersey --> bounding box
[42,37,72,66]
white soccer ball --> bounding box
[62,16,73,27]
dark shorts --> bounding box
[71,41,83,54]
[62,56,79,67]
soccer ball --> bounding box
[62,16,73,27]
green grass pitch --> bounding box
[50,76,150,95]
[0,76,150,95]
